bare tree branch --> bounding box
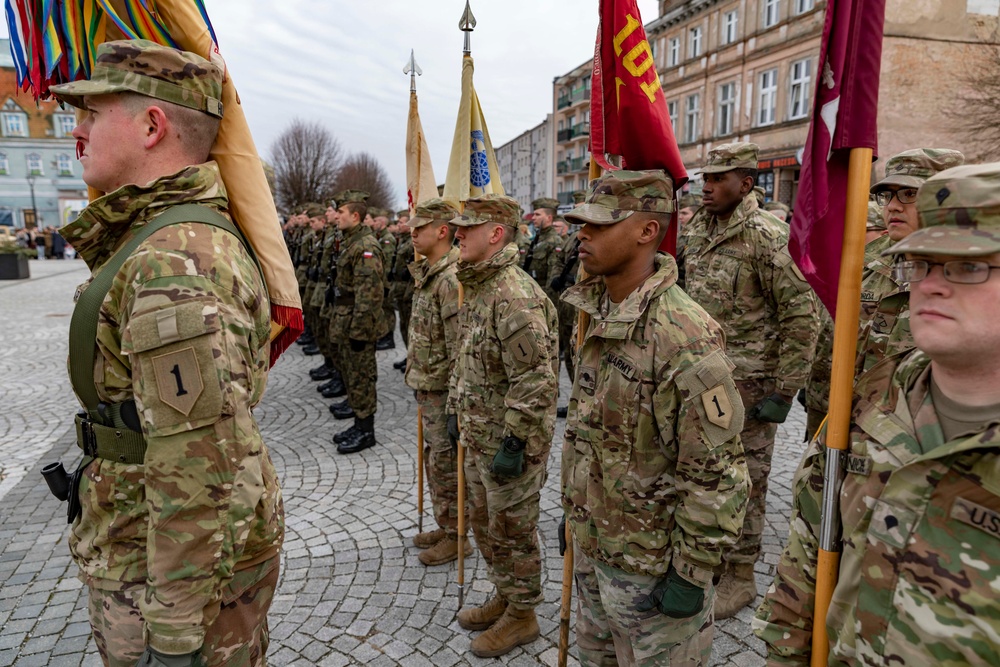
[335,152,397,211]
[957,45,1000,161]
[270,120,343,214]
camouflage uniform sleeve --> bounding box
[661,343,749,586]
[497,297,558,455]
[765,247,821,395]
[439,271,461,366]
[349,245,384,341]
[121,268,269,655]
[752,439,825,665]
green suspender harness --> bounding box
[47,204,256,522]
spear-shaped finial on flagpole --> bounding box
[403,49,422,93]
[459,0,476,55]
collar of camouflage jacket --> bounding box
[63,161,229,272]
[561,254,678,338]
[410,247,459,289]
[456,243,520,287]
[342,223,373,246]
[708,193,759,245]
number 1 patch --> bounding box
[701,384,733,430]
[151,346,204,416]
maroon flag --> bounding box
[790,0,886,317]
[591,0,687,254]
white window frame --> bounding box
[684,94,700,144]
[794,0,815,14]
[0,153,8,175]
[758,68,778,126]
[54,114,76,139]
[668,37,680,67]
[763,0,780,28]
[26,153,43,175]
[789,58,812,120]
[689,26,703,59]
[722,11,739,45]
[57,154,73,176]
[718,82,737,136]
[668,100,679,132]
[2,112,26,138]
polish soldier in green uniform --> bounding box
[51,39,282,666]
[449,194,559,658]
[369,208,398,350]
[563,170,749,665]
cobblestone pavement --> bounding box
[0,260,809,666]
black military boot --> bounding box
[317,378,335,393]
[392,358,407,371]
[337,415,376,454]
[375,333,395,351]
[333,423,359,444]
[321,378,346,399]
[310,363,333,381]
[329,400,355,420]
[296,328,313,345]
[302,344,321,356]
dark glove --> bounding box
[558,515,567,557]
[136,647,199,667]
[635,566,705,619]
[447,414,460,452]
[491,435,526,478]
[752,392,793,423]
[550,275,567,292]
[349,338,366,352]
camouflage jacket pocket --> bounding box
[123,298,231,438]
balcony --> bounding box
[557,95,571,110]
[557,128,573,143]
[558,191,578,205]
[571,122,591,138]
[569,157,587,172]
[557,160,570,175]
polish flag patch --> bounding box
[363,251,374,258]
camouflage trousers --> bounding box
[464,448,548,609]
[398,296,412,348]
[331,341,377,419]
[574,548,714,666]
[381,301,396,341]
[726,378,779,566]
[303,301,321,340]
[417,390,460,536]
[87,558,279,667]
[558,299,576,382]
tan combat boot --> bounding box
[469,606,540,658]
[457,592,508,631]
[412,528,445,549]
[418,535,473,566]
[714,563,757,619]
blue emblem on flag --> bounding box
[470,130,491,188]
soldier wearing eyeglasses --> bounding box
[755,161,1000,666]
[856,148,964,375]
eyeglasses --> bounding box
[875,188,918,207]
[893,259,1000,285]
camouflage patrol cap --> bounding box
[397,209,411,219]
[678,193,700,209]
[763,201,790,215]
[565,169,675,226]
[698,142,760,174]
[368,207,388,219]
[867,200,886,231]
[532,197,560,211]
[451,193,520,228]
[303,203,326,218]
[884,163,1000,257]
[49,40,224,118]
[336,190,370,206]
[410,198,460,229]
[871,148,965,193]
[572,191,587,205]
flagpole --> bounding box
[810,147,871,667]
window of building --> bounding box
[57,154,73,176]
[2,111,27,137]
[668,37,680,67]
[26,153,42,175]
[758,68,778,126]
[579,177,588,190]
[684,94,700,143]
[689,26,702,58]
[568,114,576,127]
[789,58,812,119]
[558,120,564,131]
[757,172,775,198]
[718,82,736,136]
[0,153,8,175]
[794,0,815,14]
[722,11,739,45]
[558,182,564,194]
[763,0,780,28]
[54,113,76,138]
[668,100,679,131]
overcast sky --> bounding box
[193,0,659,209]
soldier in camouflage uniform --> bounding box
[550,190,587,385]
[562,171,750,666]
[801,201,886,441]
[369,208,398,350]
[328,191,385,453]
[301,204,331,358]
[856,148,965,376]
[306,204,343,388]
[391,208,415,371]
[51,40,282,667]
[448,194,559,658]
[403,199,472,566]
[679,143,820,618]
[762,201,790,222]
[523,197,562,304]
[755,161,1000,666]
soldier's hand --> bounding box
[447,414,460,452]
[136,647,199,667]
[491,435,526,478]
[635,567,704,619]
[349,338,367,352]
[558,515,567,557]
[752,393,793,423]
[550,275,566,292]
